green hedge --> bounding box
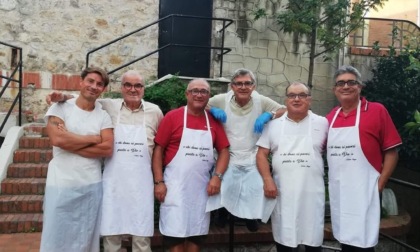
[362,48,420,164]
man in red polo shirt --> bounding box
[326,65,402,252]
[152,78,230,252]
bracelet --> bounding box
[154,180,165,185]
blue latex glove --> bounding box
[254,112,272,133]
[209,107,227,123]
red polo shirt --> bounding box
[326,97,402,173]
[155,107,230,166]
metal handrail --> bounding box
[86,14,233,77]
[389,177,420,190]
[378,176,420,252]
[349,17,420,50]
[0,41,22,135]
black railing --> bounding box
[86,14,233,77]
[379,177,420,252]
[0,41,23,135]
[349,17,420,50]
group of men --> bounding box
[41,65,401,252]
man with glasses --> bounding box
[206,68,286,231]
[326,65,401,252]
[152,78,230,252]
[256,82,328,252]
[46,70,163,252]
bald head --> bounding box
[187,78,210,90]
[185,78,211,114]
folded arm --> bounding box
[72,128,114,158]
[47,116,101,151]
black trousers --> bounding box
[341,244,375,252]
[275,242,321,252]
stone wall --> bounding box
[0,0,159,121]
[1,0,382,122]
[212,0,338,115]
[0,0,159,76]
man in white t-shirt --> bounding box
[256,82,328,252]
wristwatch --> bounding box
[154,180,165,185]
[213,172,223,181]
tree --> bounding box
[253,0,387,88]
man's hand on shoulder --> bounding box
[46,91,74,105]
[254,112,272,133]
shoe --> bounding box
[245,219,259,232]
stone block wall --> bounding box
[0,0,159,121]
[0,0,384,121]
[0,0,159,77]
[212,0,338,115]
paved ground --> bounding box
[0,233,40,252]
[0,232,277,252]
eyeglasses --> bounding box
[123,82,144,90]
[232,81,254,88]
[187,89,210,96]
[286,93,310,99]
[335,80,359,87]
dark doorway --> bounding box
[158,0,213,78]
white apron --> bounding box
[101,102,154,236]
[271,113,325,247]
[207,91,275,219]
[40,104,104,252]
[327,102,380,248]
[159,107,215,237]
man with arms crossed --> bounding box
[41,67,114,252]
[153,78,230,252]
[256,82,328,252]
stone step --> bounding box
[23,124,48,137]
[0,213,43,233]
[19,137,52,149]
[13,149,52,164]
[0,178,46,195]
[0,195,43,214]
[121,222,274,248]
[7,163,48,178]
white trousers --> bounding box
[103,235,151,252]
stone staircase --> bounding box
[0,124,50,233]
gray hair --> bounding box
[231,68,257,85]
[285,81,311,96]
[121,70,144,84]
[333,65,364,86]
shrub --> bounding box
[144,75,188,114]
[362,48,420,164]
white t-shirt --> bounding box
[256,111,328,155]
